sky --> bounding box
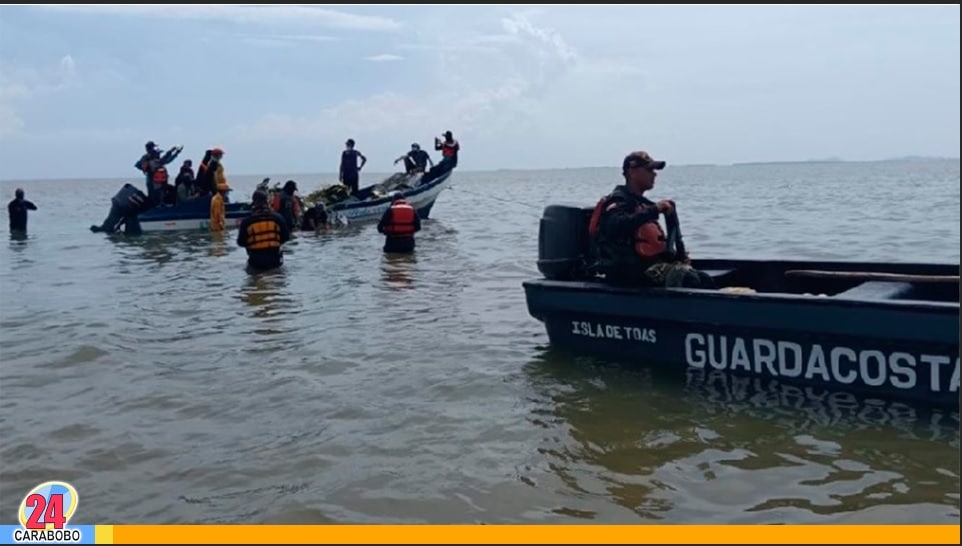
[0,4,959,180]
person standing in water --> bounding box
[7,188,37,234]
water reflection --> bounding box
[523,347,960,522]
[108,231,215,268]
[380,252,416,290]
[208,231,230,258]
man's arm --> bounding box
[25,200,37,211]
[277,213,291,243]
[413,212,421,232]
[377,207,391,234]
[236,218,249,247]
[359,152,367,170]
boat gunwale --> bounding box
[522,277,961,312]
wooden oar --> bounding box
[784,270,960,283]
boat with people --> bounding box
[522,203,960,409]
[303,167,455,226]
[89,167,455,235]
[89,183,252,234]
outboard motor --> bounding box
[90,183,152,234]
[536,204,595,281]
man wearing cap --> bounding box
[135,140,182,203]
[237,190,291,271]
[589,150,715,288]
[377,191,421,253]
[424,130,459,182]
[394,143,434,175]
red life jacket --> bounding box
[383,202,417,237]
[441,140,459,158]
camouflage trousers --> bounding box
[643,261,715,289]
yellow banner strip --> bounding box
[97,524,961,544]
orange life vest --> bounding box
[383,202,417,237]
[244,215,283,250]
[588,196,666,259]
[152,165,169,186]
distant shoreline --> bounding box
[730,156,960,167]
[1,156,958,184]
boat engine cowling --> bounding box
[536,204,595,281]
[90,183,152,234]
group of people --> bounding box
[11,132,704,289]
[134,141,232,208]
[339,131,461,195]
[234,185,422,272]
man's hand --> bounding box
[656,199,675,215]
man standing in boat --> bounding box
[135,140,182,204]
[424,131,458,182]
[589,150,715,288]
[339,138,367,196]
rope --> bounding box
[449,185,544,210]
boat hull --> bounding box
[137,202,251,232]
[524,260,960,409]
[326,169,453,224]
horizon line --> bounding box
[1,156,959,184]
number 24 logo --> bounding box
[19,481,78,530]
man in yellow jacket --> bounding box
[210,180,230,232]
[209,147,230,232]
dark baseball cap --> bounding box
[622,150,666,172]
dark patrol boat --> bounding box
[523,204,960,409]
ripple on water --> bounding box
[0,165,959,524]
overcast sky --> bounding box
[0,4,959,180]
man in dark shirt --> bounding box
[339,138,367,195]
[8,188,37,233]
[394,143,433,174]
[591,150,715,288]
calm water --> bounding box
[1,160,959,524]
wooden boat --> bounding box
[522,204,960,409]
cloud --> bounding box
[233,12,578,148]
[236,33,340,47]
[35,4,402,31]
[365,54,403,62]
[0,105,24,139]
[0,54,77,140]
[0,54,77,98]
[501,13,577,63]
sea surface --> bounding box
[1,160,959,524]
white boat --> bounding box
[311,168,455,225]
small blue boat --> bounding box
[90,168,455,234]
[523,204,960,409]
